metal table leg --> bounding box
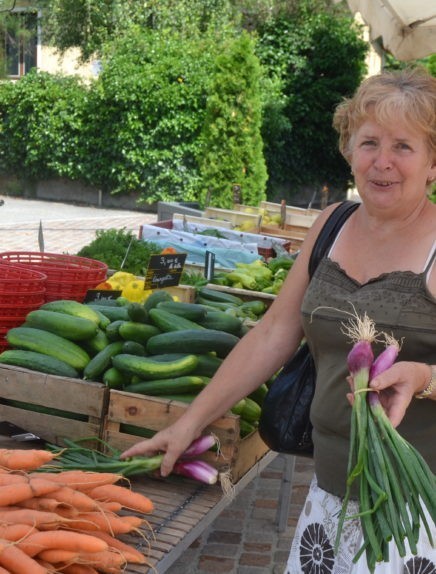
[276,454,296,532]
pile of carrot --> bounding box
[0,447,154,573]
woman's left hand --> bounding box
[351,361,430,427]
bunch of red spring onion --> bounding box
[335,313,436,572]
[43,435,220,485]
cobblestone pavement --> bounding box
[0,195,315,574]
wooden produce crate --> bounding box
[0,364,108,448]
[161,284,196,303]
[260,200,321,220]
[103,391,270,484]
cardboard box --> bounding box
[0,365,108,448]
[103,391,270,483]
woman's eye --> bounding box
[360,140,376,147]
[395,142,412,151]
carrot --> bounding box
[89,531,147,564]
[0,566,10,574]
[0,474,29,486]
[0,523,38,542]
[66,512,143,535]
[17,529,108,557]
[49,487,100,513]
[87,484,154,514]
[0,508,70,529]
[58,564,99,574]
[77,549,126,572]
[37,547,78,563]
[31,471,124,490]
[0,449,57,471]
[95,501,123,513]
[17,496,77,517]
[0,538,48,574]
[0,477,60,507]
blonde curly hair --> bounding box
[333,66,436,165]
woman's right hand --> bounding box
[119,418,200,477]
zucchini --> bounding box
[123,375,206,396]
[156,301,207,322]
[148,308,204,333]
[92,308,111,330]
[192,353,223,377]
[112,353,199,380]
[25,309,98,341]
[40,300,101,325]
[87,305,129,322]
[127,302,149,323]
[197,311,242,335]
[143,290,173,312]
[119,423,155,439]
[231,398,246,416]
[102,367,130,389]
[248,383,269,406]
[198,286,243,306]
[121,340,146,356]
[239,300,267,317]
[239,419,256,437]
[0,349,79,378]
[118,322,160,344]
[146,328,240,358]
[83,341,124,381]
[6,327,91,371]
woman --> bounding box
[121,67,436,573]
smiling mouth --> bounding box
[371,180,397,187]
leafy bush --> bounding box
[77,228,161,275]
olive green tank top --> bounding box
[301,243,436,498]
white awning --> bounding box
[343,0,436,61]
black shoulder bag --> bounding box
[258,201,359,457]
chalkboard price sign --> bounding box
[84,289,122,303]
[144,253,187,290]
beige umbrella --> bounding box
[343,0,436,61]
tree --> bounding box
[197,31,267,208]
[256,1,368,203]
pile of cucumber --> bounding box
[0,288,270,437]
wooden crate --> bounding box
[103,391,270,483]
[203,207,261,231]
[0,365,108,448]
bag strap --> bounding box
[308,200,359,279]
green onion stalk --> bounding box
[335,314,436,573]
[41,435,220,485]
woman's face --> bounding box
[350,118,436,210]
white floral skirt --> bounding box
[285,476,436,574]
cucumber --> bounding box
[196,297,240,312]
[87,305,129,322]
[231,398,246,416]
[25,309,98,341]
[112,353,199,380]
[239,419,256,437]
[197,311,242,335]
[40,300,101,325]
[148,308,204,333]
[119,423,155,439]
[118,322,161,344]
[83,341,125,381]
[239,300,267,317]
[81,329,110,356]
[248,383,269,406]
[240,397,262,423]
[143,290,173,312]
[192,353,223,377]
[198,287,243,306]
[0,349,79,378]
[6,327,91,371]
[156,301,207,322]
[122,340,146,356]
[102,367,130,388]
[92,308,111,330]
[127,302,149,323]
[146,329,240,358]
[105,320,126,341]
[123,375,206,396]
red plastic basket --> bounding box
[0,263,47,293]
[0,317,27,331]
[0,252,107,302]
[0,290,46,306]
[0,303,43,318]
